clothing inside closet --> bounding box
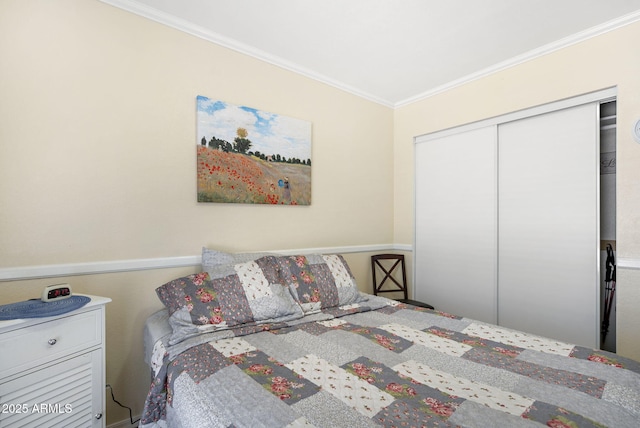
[600,100,616,352]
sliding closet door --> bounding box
[415,126,497,324]
[498,103,599,348]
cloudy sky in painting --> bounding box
[197,96,312,161]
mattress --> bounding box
[143,308,171,367]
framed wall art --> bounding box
[196,95,312,205]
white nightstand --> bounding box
[0,294,110,427]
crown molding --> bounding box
[395,10,640,107]
[97,0,394,108]
[99,1,640,109]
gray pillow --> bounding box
[274,254,367,314]
[202,247,277,273]
[158,256,303,344]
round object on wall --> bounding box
[633,118,640,143]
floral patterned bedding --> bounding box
[140,295,640,428]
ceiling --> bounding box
[101,0,640,107]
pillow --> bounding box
[201,248,235,268]
[156,272,248,335]
[274,254,366,314]
[202,247,277,274]
[157,256,304,344]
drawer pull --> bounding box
[48,338,57,346]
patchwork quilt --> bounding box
[140,296,640,428]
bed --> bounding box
[139,250,640,427]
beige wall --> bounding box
[0,0,394,424]
[3,0,640,424]
[0,0,395,267]
[394,21,640,361]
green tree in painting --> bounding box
[234,127,252,154]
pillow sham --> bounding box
[201,247,276,273]
[157,256,304,344]
[201,248,235,268]
[274,254,366,314]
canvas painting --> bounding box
[196,96,312,205]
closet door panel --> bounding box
[498,104,599,348]
[415,126,497,323]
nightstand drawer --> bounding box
[0,309,102,378]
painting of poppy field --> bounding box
[196,96,312,205]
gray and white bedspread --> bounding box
[140,297,640,427]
